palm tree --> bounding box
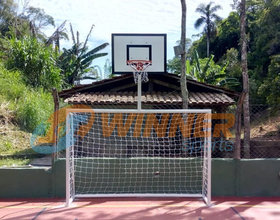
[194,2,222,57]
[45,20,69,51]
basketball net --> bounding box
[127,60,152,83]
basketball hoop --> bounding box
[127,60,152,83]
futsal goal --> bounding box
[65,109,211,206]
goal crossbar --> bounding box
[66,109,211,114]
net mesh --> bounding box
[127,60,151,83]
[66,110,211,197]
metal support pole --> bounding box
[137,73,142,110]
[65,113,71,207]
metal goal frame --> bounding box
[65,108,211,206]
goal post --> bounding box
[65,109,211,206]
[66,113,75,206]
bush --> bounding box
[0,65,26,100]
[0,63,53,132]
[6,36,61,91]
[16,89,53,131]
[258,55,280,107]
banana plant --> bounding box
[187,50,240,89]
[58,24,108,87]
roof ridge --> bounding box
[64,91,235,106]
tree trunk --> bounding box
[240,0,250,158]
[234,92,245,159]
[55,31,60,51]
[180,0,188,109]
[52,88,59,166]
[243,92,250,157]
[206,19,210,58]
[207,36,210,57]
[206,33,210,58]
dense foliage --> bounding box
[0,0,108,133]
[168,0,280,106]
[6,36,61,90]
[258,55,280,106]
[0,0,108,89]
[0,63,53,132]
[0,0,55,40]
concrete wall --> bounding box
[0,167,52,198]
[212,159,280,197]
[0,159,280,198]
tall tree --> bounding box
[0,0,55,40]
[18,6,55,39]
[180,0,188,109]
[45,20,68,51]
[0,0,17,36]
[194,2,222,57]
[240,0,250,158]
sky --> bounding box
[16,0,234,79]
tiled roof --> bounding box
[64,92,235,106]
[58,74,240,99]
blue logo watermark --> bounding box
[181,138,234,154]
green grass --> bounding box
[0,118,36,167]
[0,123,33,155]
[0,63,53,132]
[0,62,54,166]
[0,158,31,167]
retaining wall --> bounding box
[0,159,280,198]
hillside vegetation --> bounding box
[0,63,53,166]
[0,0,108,166]
[0,64,53,132]
[168,0,280,106]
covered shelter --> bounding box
[56,73,239,110]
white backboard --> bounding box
[112,34,167,74]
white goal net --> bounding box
[66,109,211,206]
